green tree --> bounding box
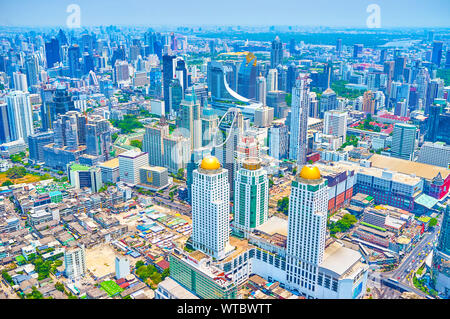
[130,140,143,150]
[2,180,13,186]
[2,269,13,284]
[161,267,170,280]
[176,168,185,180]
[429,218,438,228]
[277,197,289,215]
[6,166,27,179]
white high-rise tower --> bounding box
[191,155,234,260]
[286,165,328,297]
[289,75,310,166]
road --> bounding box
[377,218,442,298]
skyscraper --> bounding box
[286,165,328,297]
[431,41,443,66]
[319,88,338,118]
[6,91,34,142]
[323,110,348,144]
[255,74,266,105]
[142,118,191,173]
[13,72,28,92]
[269,123,289,160]
[85,115,112,161]
[336,39,342,57]
[289,75,310,165]
[68,44,82,78]
[25,54,39,87]
[391,123,417,161]
[233,158,269,238]
[177,93,202,151]
[191,156,233,260]
[267,69,278,92]
[394,56,406,82]
[353,44,363,58]
[362,91,375,114]
[0,102,11,144]
[45,38,60,68]
[271,36,283,68]
[162,54,176,115]
[28,131,54,163]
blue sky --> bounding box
[0,0,449,28]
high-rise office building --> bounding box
[271,36,283,68]
[68,44,82,78]
[233,158,269,238]
[336,39,342,57]
[114,60,130,84]
[286,165,328,297]
[177,93,202,151]
[45,38,60,68]
[319,88,338,118]
[323,110,348,144]
[391,123,417,161]
[28,131,54,163]
[6,91,34,142]
[269,123,289,160]
[361,91,375,114]
[213,108,244,200]
[162,54,176,115]
[267,68,278,92]
[85,115,112,161]
[143,118,191,173]
[432,41,444,66]
[64,244,86,280]
[353,44,363,58]
[13,72,28,92]
[417,141,450,168]
[0,102,11,144]
[394,56,406,82]
[289,75,310,165]
[191,156,233,260]
[201,107,219,148]
[25,54,39,87]
[237,55,257,99]
[256,74,266,105]
[41,85,75,132]
[118,150,149,185]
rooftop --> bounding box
[99,158,119,169]
[369,154,450,180]
[320,241,363,277]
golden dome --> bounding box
[200,156,221,170]
[243,158,261,171]
[299,165,321,180]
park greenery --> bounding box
[110,115,143,134]
[330,80,365,99]
[135,261,169,289]
[328,213,358,235]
